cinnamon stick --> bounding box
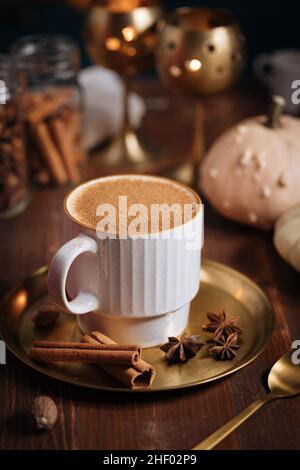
[25,89,85,186]
[65,109,80,140]
[29,343,140,366]
[50,118,81,183]
[24,92,45,111]
[81,331,156,389]
[27,93,71,125]
[32,122,68,185]
[66,111,85,164]
[33,340,141,355]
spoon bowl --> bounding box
[268,351,300,397]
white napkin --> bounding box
[78,66,145,150]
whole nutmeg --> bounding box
[31,305,60,327]
[30,396,58,432]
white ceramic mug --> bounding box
[48,175,204,346]
[253,49,300,114]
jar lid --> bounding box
[10,34,80,81]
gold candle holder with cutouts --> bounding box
[156,7,245,186]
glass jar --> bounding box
[0,54,28,218]
[11,34,85,187]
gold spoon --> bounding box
[193,350,300,450]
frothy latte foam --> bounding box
[66,175,200,235]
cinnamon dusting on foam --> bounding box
[67,176,199,234]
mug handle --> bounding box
[253,54,274,85]
[48,233,100,314]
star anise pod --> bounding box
[160,333,203,363]
[208,332,240,360]
[202,310,243,341]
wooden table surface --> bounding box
[1,78,300,450]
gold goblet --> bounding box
[85,2,163,170]
[156,7,245,186]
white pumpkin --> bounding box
[274,206,300,271]
[200,97,300,229]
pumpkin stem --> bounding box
[265,95,286,128]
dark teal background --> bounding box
[0,1,299,68]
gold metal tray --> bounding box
[0,260,274,393]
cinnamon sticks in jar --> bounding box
[0,99,27,216]
[25,88,84,187]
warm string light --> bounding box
[122,27,136,42]
[126,46,137,57]
[106,27,137,55]
[105,37,121,51]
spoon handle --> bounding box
[192,394,273,450]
